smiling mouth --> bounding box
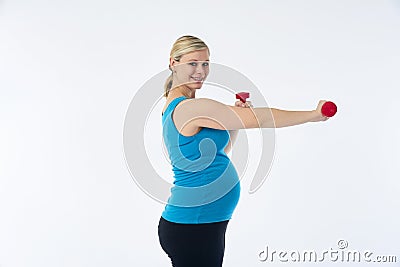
[191,76,204,82]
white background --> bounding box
[1,0,399,266]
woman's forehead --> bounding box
[180,49,209,61]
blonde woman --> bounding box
[158,35,329,267]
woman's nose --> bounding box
[195,64,207,74]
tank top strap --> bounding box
[162,96,187,119]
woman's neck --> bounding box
[168,85,195,99]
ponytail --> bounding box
[164,73,173,97]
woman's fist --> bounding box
[235,100,253,108]
[312,100,330,122]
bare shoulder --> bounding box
[173,98,233,132]
[175,97,225,111]
[172,98,223,136]
[173,97,229,120]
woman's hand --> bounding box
[311,100,330,122]
[234,100,253,108]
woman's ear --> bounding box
[169,57,179,72]
[169,57,175,70]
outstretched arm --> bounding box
[173,98,329,131]
[268,101,328,128]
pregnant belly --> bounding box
[170,159,240,208]
[199,178,241,221]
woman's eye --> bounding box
[188,62,209,67]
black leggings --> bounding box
[158,216,229,267]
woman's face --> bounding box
[170,49,210,90]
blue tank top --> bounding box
[161,96,241,224]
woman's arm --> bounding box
[224,105,326,153]
[173,98,329,131]
[268,106,328,128]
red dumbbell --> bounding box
[236,92,250,103]
[321,101,337,117]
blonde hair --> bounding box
[164,35,209,97]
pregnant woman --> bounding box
[158,35,329,267]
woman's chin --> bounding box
[175,81,204,90]
[187,82,203,89]
[193,84,203,89]
[185,82,203,90]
